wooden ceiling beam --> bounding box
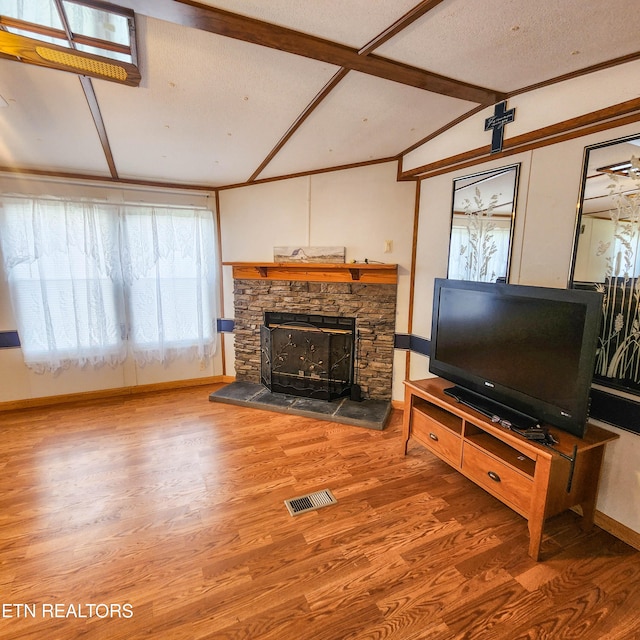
[79,76,119,179]
[110,0,501,105]
[359,0,448,55]
[247,68,350,183]
[247,0,455,182]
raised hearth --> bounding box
[209,381,390,430]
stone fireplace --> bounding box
[229,263,398,401]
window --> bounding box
[121,205,219,365]
[448,220,512,283]
[0,0,140,85]
[0,196,218,373]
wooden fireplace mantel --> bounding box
[224,262,398,284]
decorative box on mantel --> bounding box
[225,262,398,401]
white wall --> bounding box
[218,161,418,394]
[403,59,640,174]
[410,120,640,536]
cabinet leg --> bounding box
[580,499,597,531]
[576,447,604,532]
[528,520,543,561]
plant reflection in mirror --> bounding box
[459,188,500,282]
[448,164,518,284]
[595,155,640,384]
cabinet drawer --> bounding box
[462,442,533,516]
[411,409,461,465]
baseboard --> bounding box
[0,375,227,412]
[392,399,404,410]
[593,510,640,550]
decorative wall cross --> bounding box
[484,101,515,154]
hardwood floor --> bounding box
[0,384,638,640]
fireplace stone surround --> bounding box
[232,275,397,401]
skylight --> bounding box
[0,0,139,83]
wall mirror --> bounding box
[572,133,640,396]
[447,164,520,283]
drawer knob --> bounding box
[487,471,501,483]
[429,432,439,442]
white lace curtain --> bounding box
[448,221,511,282]
[0,196,218,373]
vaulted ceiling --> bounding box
[1,0,640,190]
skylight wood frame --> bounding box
[0,0,140,86]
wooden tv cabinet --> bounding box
[402,377,619,560]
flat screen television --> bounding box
[429,278,603,438]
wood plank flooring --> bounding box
[0,384,638,640]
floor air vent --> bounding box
[284,489,337,516]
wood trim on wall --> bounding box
[399,56,640,163]
[400,97,640,180]
[219,156,399,191]
[0,157,400,194]
[214,189,227,378]
[509,51,640,99]
[405,180,421,379]
[593,510,640,551]
[0,166,217,192]
[0,376,227,413]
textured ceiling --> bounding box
[0,0,639,189]
[376,0,640,91]
[195,0,422,47]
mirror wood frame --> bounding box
[571,132,640,400]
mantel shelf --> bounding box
[223,262,398,284]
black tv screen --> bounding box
[429,278,603,437]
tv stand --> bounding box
[403,377,619,560]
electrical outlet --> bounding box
[384,240,393,253]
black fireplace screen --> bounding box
[260,312,356,400]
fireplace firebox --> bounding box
[260,312,356,401]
